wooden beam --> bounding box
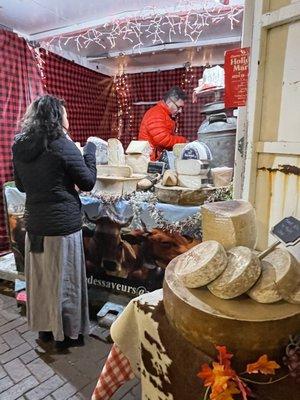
[261,2,300,29]
[256,141,300,155]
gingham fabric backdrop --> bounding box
[0,29,117,251]
[0,28,224,251]
[40,49,118,143]
[0,30,44,252]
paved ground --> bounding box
[0,292,141,400]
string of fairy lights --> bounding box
[40,1,242,53]
[31,0,242,139]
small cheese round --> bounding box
[162,170,177,187]
[175,241,227,288]
[248,260,282,303]
[263,249,300,299]
[208,246,261,299]
[284,283,300,304]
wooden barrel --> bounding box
[163,258,300,369]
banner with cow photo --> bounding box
[3,183,200,297]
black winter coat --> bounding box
[12,133,96,236]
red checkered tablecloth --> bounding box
[92,344,135,400]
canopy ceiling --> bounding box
[0,0,244,74]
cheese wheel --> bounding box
[125,154,149,174]
[175,240,227,288]
[173,143,188,159]
[177,174,209,189]
[263,249,300,300]
[162,170,177,187]
[108,138,125,166]
[247,260,282,303]
[208,246,261,299]
[181,141,212,161]
[126,140,150,155]
[175,159,209,176]
[284,283,300,304]
[201,200,257,250]
[96,165,132,178]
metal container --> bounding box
[198,113,236,169]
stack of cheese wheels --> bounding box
[163,257,300,369]
[201,200,257,250]
[175,158,209,190]
[175,241,227,288]
[207,246,261,299]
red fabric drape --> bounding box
[0,30,44,252]
[40,50,118,143]
[0,30,117,252]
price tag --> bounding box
[271,216,300,246]
[147,161,165,175]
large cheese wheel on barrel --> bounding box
[163,257,300,368]
[201,200,257,249]
[175,241,227,288]
[207,246,261,299]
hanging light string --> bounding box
[41,1,242,53]
[114,73,134,140]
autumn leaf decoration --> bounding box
[246,355,280,375]
[197,346,282,400]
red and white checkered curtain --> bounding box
[0,30,117,252]
[118,67,223,148]
[0,29,44,252]
[40,50,118,144]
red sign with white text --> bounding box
[224,47,250,108]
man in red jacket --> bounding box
[138,86,187,160]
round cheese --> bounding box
[201,200,257,250]
[175,159,209,176]
[175,241,227,288]
[247,260,282,303]
[284,283,300,304]
[263,249,300,300]
[181,141,212,161]
[162,170,177,186]
[208,246,261,299]
[177,174,208,189]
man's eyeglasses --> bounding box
[170,98,184,112]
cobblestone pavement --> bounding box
[0,293,141,400]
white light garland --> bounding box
[41,1,243,53]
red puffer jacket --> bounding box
[138,101,187,160]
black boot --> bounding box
[54,336,70,351]
[38,331,53,343]
[68,334,85,347]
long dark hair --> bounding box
[20,95,66,147]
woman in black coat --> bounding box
[12,95,97,350]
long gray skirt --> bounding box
[25,230,90,341]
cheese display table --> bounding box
[164,258,300,368]
[93,288,299,400]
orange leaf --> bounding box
[210,363,233,397]
[198,363,215,387]
[211,382,240,400]
[216,346,233,369]
[246,354,280,375]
